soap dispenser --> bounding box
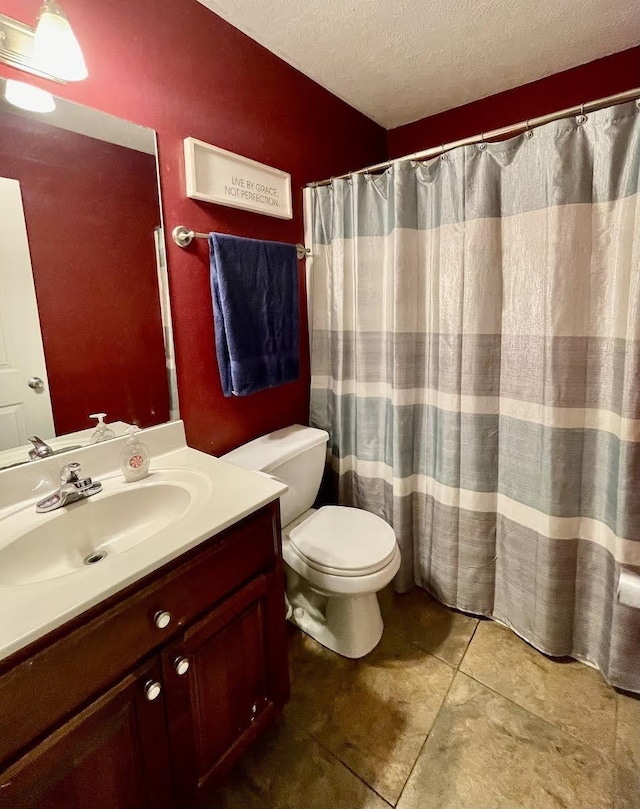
[90,413,116,443]
[120,426,151,482]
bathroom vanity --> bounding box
[0,422,289,809]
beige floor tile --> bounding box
[378,586,479,667]
[615,691,640,809]
[207,716,390,809]
[397,672,614,809]
[459,620,617,754]
[286,627,455,804]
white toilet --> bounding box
[223,425,401,658]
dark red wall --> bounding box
[0,0,387,455]
[388,47,640,158]
[2,1,635,455]
[0,112,170,434]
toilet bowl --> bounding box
[283,505,400,657]
[222,425,401,658]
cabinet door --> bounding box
[0,659,173,809]
[162,571,289,804]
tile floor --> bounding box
[209,587,640,809]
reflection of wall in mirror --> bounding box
[0,111,170,435]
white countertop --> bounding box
[0,421,287,662]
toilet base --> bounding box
[285,568,384,658]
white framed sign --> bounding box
[183,137,293,220]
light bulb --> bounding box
[4,80,56,113]
[34,2,88,82]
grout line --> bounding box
[383,625,457,673]
[385,612,480,803]
[296,721,395,807]
[393,665,460,807]
[384,615,481,673]
[459,669,617,762]
[456,618,481,671]
[457,621,618,760]
[612,690,620,805]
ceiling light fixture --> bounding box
[4,79,56,113]
[0,2,87,83]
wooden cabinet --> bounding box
[0,502,289,809]
[163,573,287,804]
[0,660,173,809]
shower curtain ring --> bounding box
[577,103,588,125]
[477,133,487,151]
[524,119,533,139]
[440,144,449,160]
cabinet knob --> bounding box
[144,680,162,701]
[174,656,190,676]
[154,610,172,629]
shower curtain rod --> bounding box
[307,87,640,187]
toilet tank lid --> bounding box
[222,425,329,473]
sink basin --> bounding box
[0,474,205,586]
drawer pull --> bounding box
[154,610,172,629]
[174,656,190,676]
[144,680,162,701]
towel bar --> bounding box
[172,225,310,260]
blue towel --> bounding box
[209,233,299,397]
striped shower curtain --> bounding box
[308,100,640,693]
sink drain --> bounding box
[83,551,107,566]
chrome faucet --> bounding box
[35,462,103,513]
[28,436,54,460]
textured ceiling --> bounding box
[196,0,640,129]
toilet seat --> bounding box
[288,506,397,577]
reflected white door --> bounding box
[0,177,54,450]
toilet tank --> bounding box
[222,425,329,527]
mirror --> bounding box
[0,81,177,469]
